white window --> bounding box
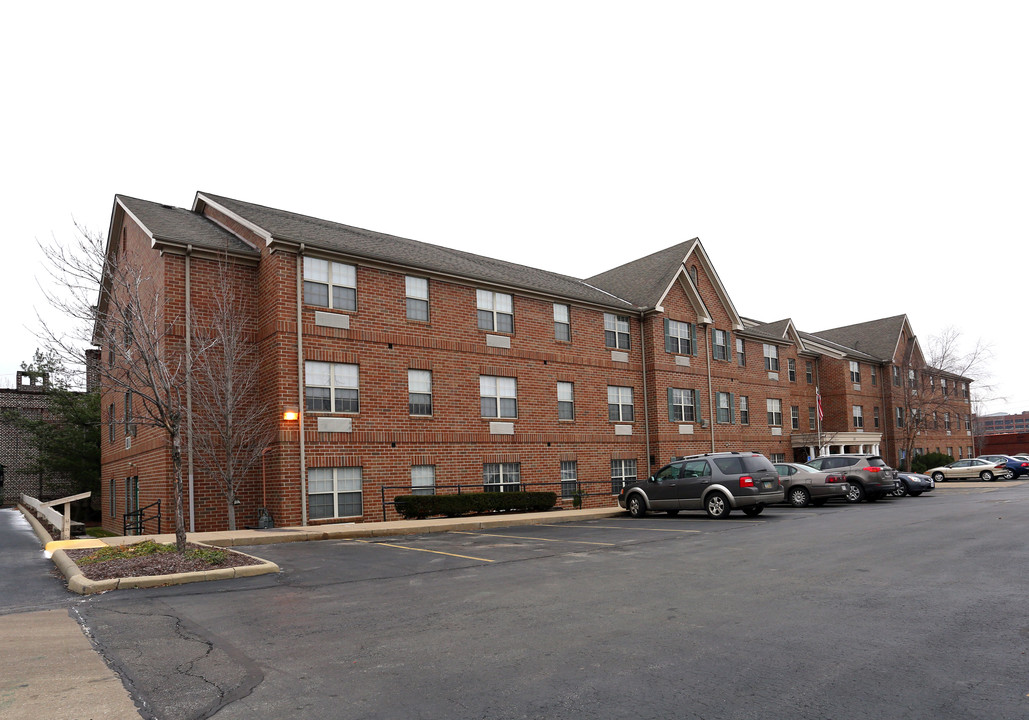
[767,398,782,426]
[944,412,951,430]
[554,304,570,341]
[408,369,432,416]
[611,459,637,494]
[560,460,578,498]
[853,405,864,428]
[483,462,520,492]
[669,388,697,422]
[791,405,800,430]
[608,386,634,421]
[480,375,517,418]
[896,406,905,428]
[665,319,694,355]
[941,378,948,395]
[308,467,362,519]
[874,407,880,428]
[850,361,861,383]
[477,290,513,333]
[737,338,746,366]
[770,453,786,463]
[716,392,733,424]
[870,366,877,386]
[406,276,429,321]
[604,314,630,349]
[809,407,816,430]
[411,465,435,496]
[740,396,750,425]
[557,382,575,420]
[788,358,797,382]
[712,329,729,361]
[305,361,359,413]
[763,344,779,372]
[304,257,356,310]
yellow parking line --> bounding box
[353,539,494,562]
[452,531,614,546]
[545,524,701,534]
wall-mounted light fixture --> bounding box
[283,407,299,421]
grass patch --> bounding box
[77,539,227,566]
[85,527,120,538]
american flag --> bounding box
[816,388,824,421]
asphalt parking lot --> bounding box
[68,487,1029,720]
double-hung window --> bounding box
[308,467,362,519]
[560,460,578,499]
[483,462,520,492]
[608,386,634,421]
[896,406,905,428]
[767,398,783,426]
[763,344,779,371]
[480,375,517,418]
[554,304,571,341]
[411,465,435,496]
[850,361,861,383]
[664,319,694,355]
[408,369,432,416]
[305,361,359,413]
[737,338,746,366]
[944,412,951,430]
[941,378,948,396]
[788,359,797,382]
[716,392,734,424]
[853,405,863,428]
[712,329,729,361]
[668,388,698,423]
[611,459,637,494]
[304,257,356,310]
[809,407,817,430]
[406,277,429,321]
[124,390,136,437]
[806,361,813,384]
[557,382,575,420]
[874,407,880,428]
[791,405,800,430]
[477,290,513,333]
[604,314,630,350]
[740,396,750,425]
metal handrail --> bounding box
[123,499,162,536]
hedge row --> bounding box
[394,491,557,519]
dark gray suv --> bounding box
[618,451,783,519]
[805,454,898,502]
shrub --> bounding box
[395,491,557,519]
[912,452,953,474]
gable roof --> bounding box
[813,315,911,362]
[115,196,258,257]
[194,192,636,311]
[585,240,698,309]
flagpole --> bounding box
[816,386,823,457]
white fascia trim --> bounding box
[115,197,157,244]
[683,240,743,331]
[661,268,711,323]
[194,193,274,246]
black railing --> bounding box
[380,479,623,521]
[124,500,162,536]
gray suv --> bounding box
[805,454,898,503]
[618,451,784,519]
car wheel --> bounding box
[627,494,647,518]
[705,492,731,519]
[742,505,764,517]
[931,472,945,483]
[666,509,680,516]
[909,491,923,496]
[788,487,810,508]
[811,498,827,507]
[980,470,994,482]
[1003,471,1014,480]
[845,482,864,503]
[892,483,908,497]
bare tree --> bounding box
[37,223,202,551]
[189,270,274,531]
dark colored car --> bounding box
[976,455,1029,479]
[618,451,783,519]
[892,472,935,497]
[773,462,850,507]
[805,454,898,502]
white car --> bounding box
[926,458,1007,482]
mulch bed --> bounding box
[63,543,266,581]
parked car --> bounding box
[926,458,1007,482]
[804,454,898,502]
[1011,454,1029,464]
[773,463,850,507]
[618,451,783,519]
[976,455,1029,479]
[892,472,935,497]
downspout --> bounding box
[297,246,308,526]
[879,361,889,462]
[702,323,715,452]
[185,245,195,533]
[639,311,651,473]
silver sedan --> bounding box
[774,463,851,507]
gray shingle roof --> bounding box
[812,315,908,362]
[584,239,698,309]
[198,193,636,310]
[118,196,259,256]
[744,319,793,342]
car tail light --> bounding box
[863,467,882,473]
[826,473,845,483]
[995,464,1006,470]
[739,475,755,488]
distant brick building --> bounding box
[97,193,976,533]
[978,411,1029,435]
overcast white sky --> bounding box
[1,2,1024,414]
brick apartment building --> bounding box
[97,192,975,533]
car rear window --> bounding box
[742,455,776,473]
[865,456,888,467]
[713,457,745,474]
